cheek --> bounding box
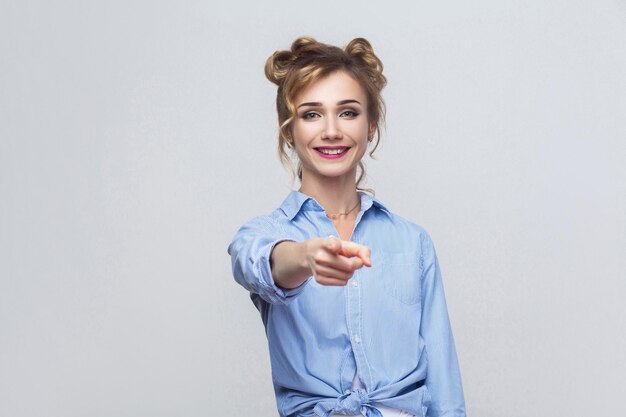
[293,124,316,144]
[347,122,370,140]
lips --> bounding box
[314,146,351,156]
[313,146,350,160]
[315,146,349,150]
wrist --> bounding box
[299,241,312,272]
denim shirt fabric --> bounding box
[227,191,466,417]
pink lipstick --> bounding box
[314,146,350,159]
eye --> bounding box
[340,110,360,118]
[302,112,320,120]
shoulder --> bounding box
[372,200,433,242]
[364,197,436,254]
[231,195,298,237]
[233,211,287,235]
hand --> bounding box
[304,236,372,286]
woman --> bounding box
[227,37,465,417]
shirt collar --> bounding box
[279,190,392,221]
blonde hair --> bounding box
[264,36,387,193]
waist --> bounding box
[330,405,416,417]
[331,374,416,417]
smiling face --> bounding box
[291,70,374,189]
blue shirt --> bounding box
[227,190,465,417]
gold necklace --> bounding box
[325,200,360,220]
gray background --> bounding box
[1,1,625,416]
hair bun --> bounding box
[265,36,323,86]
[264,49,297,86]
[290,36,319,56]
[345,38,386,90]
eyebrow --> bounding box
[297,99,362,109]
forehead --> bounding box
[294,71,367,105]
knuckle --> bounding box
[313,250,325,263]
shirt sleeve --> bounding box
[420,231,466,416]
[227,216,309,305]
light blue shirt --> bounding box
[227,190,465,417]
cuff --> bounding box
[257,238,310,304]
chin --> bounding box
[316,168,357,180]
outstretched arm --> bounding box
[227,217,371,305]
[272,236,372,288]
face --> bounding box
[291,70,374,187]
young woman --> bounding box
[228,37,465,417]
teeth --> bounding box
[318,148,347,155]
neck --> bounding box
[298,170,360,215]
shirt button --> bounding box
[351,280,358,287]
[354,335,361,344]
[344,389,350,395]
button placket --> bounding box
[339,220,373,391]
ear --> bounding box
[368,122,377,141]
[282,127,294,147]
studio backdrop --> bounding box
[1,1,625,416]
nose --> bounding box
[321,117,343,140]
